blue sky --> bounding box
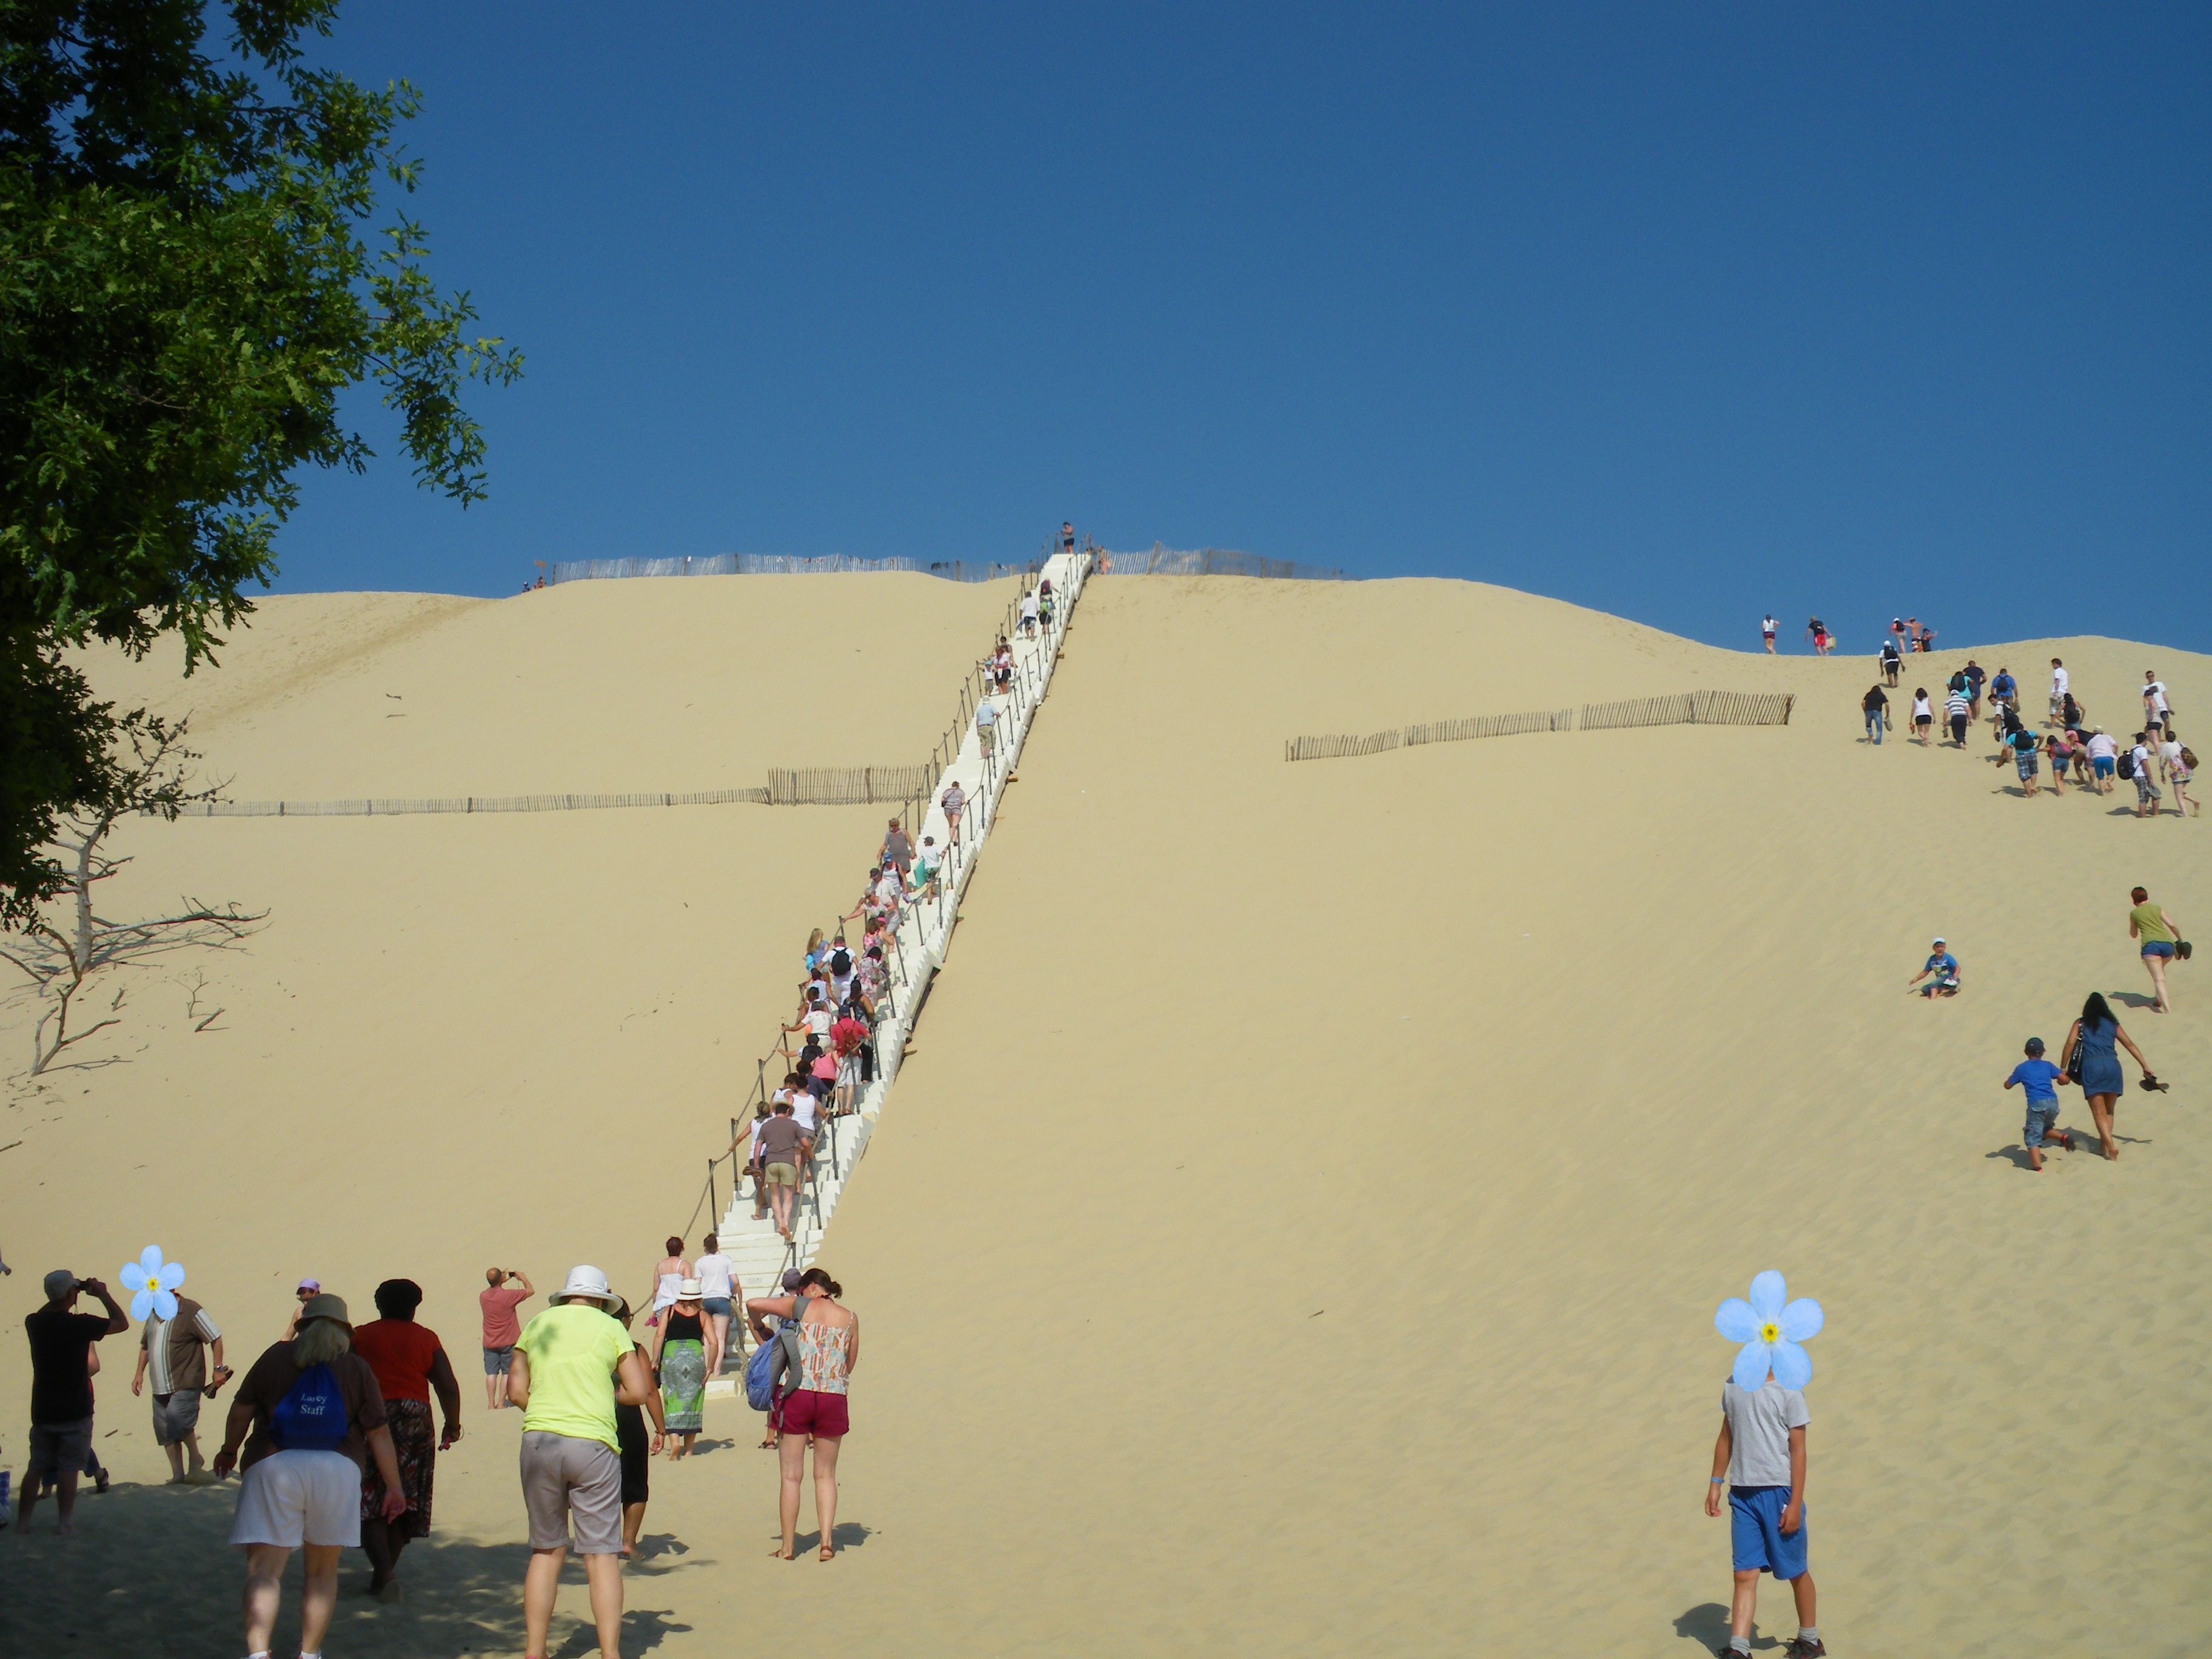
[280,3,2210,652]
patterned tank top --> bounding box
[794,1312,854,1395]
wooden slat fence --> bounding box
[766,765,939,806]
[1286,690,1793,762]
[171,786,776,817]
[1403,708,1574,746]
[1284,730,1402,763]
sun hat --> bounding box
[552,1264,618,1307]
[44,1268,76,1300]
[297,1292,351,1327]
[676,1277,703,1299]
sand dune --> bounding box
[5,574,2207,1657]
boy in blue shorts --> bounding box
[1706,1367,1822,1656]
[2003,1037,2074,1171]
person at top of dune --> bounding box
[1908,938,1959,999]
[2003,1037,2074,1171]
[1805,618,1828,655]
[2128,888,2182,1013]
[2060,992,2157,1162]
[1761,614,1777,652]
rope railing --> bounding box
[1285,690,1794,762]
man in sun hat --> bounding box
[510,1266,663,1659]
[215,1292,404,1659]
[19,1269,127,1534]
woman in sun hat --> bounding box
[215,1292,406,1659]
[658,1279,708,1460]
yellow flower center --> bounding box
[1760,1322,1780,1344]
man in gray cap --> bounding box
[19,1269,127,1533]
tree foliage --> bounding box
[1,0,521,923]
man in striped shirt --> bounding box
[130,1294,228,1482]
[1945,687,1972,747]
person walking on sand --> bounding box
[509,1267,664,1659]
[658,1281,706,1460]
[2003,1037,2076,1171]
[213,1293,407,1659]
[132,1285,230,1483]
[2086,726,2119,793]
[2128,888,2184,1013]
[2006,723,2042,796]
[1908,937,1960,999]
[2044,730,2073,797]
[606,1299,653,1561]
[2158,729,2197,817]
[1704,1357,1822,1657]
[2060,993,2156,1161]
[746,1267,858,1562]
[2143,671,2172,736]
[1860,685,1887,745]
[480,1267,533,1410]
[18,1270,126,1533]
[353,1279,463,1601]
[1988,665,2017,727]
[1910,688,1933,745]
[694,1236,737,1382]
[2128,732,2163,818]
[1761,615,1778,654]
[1943,682,1971,748]
[645,1239,689,1372]
[2048,659,2068,726]
[1879,638,1902,687]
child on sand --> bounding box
[1705,1367,1822,1657]
[1907,938,1959,999]
[2003,1038,2074,1170]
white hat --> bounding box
[676,1278,703,1299]
[554,1264,618,1306]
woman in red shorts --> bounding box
[745,1268,857,1561]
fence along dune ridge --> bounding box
[164,765,940,818]
[1284,690,1793,762]
[544,554,1038,584]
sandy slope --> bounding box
[4,574,2207,1658]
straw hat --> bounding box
[675,1278,703,1299]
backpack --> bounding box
[829,949,851,977]
[2184,747,2199,770]
[2117,750,2136,780]
[744,1307,809,1412]
[269,1361,349,1452]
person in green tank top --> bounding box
[2128,887,2182,1014]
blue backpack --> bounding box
[269,1362,349,1452]
[744,1310,803,1411]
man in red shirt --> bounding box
[480,1268,534,1410]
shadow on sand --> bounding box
[0,1478,703,1658]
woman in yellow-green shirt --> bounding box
[2128,887,2183,1014]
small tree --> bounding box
[1,716,264,1074]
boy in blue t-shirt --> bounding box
[2003,1037,2073,1171]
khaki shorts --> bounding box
[520,1430,622,1555]
[764,1161,799,1188]
[152,1389,203,1446]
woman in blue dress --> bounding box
[2060,992,2154,1161]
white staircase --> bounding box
[704,552,1088,1387]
